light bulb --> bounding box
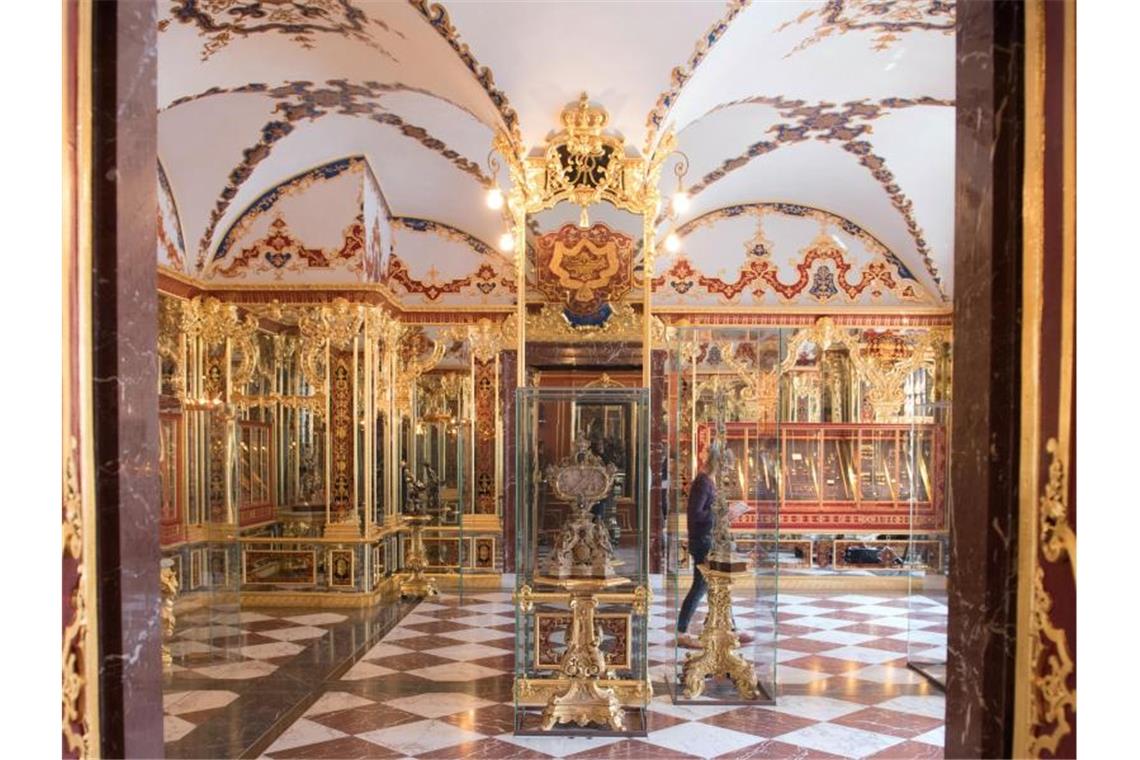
[665,232,682,254]
[498,232,515,252]
[671,190,691,215]
[485,187,504,210]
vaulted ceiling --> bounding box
[157,0,955,309]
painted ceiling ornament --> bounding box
[655,211,932,306]
[408,0,522,146]
[776,0,956,57]
[165,0,397,61]
[643,0,752,156]
[743,209,773,258]
[668,97,953,297]
[214,215,364,279]
[196,85,489,268]
[535,223,634,321]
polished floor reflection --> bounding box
[162,601,413,758]
[162,589,949,759]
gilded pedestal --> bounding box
[160,559,179,668]
[534,581,627,731]
[400,514,438,599]
[681,564,758,700]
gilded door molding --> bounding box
[1013,1,1077,756]
[62,1,101,755]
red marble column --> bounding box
[88,1,164,756]
[945,2,1026,757]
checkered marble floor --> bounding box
[163,601,412,757]
[255,591,947,759]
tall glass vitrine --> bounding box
[906,400,950,688]
[514,387,651,734]
[665,326,781,704]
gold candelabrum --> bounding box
[680,563,758,699]
[681,432,759,699]
[159,559,180,668]
[400,514,438,599]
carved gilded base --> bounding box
[681,565,758,700]
[515,677,651,706]
[541,679,625,732]
[400,514,438,599]
[400,570,438,599]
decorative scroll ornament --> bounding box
[1027,567,1076,756]
[296,298,364,396]
[681,565,760,700]
[535,223,634,318]
[1026,437,1076,756]
[540,594,626,732]
[158,296,186,399]
[466,318,508,363]
[780,318,949,421]
[543,432,618,579]
[504,302,664,345]
[62,436,89,759]
[394,329,446,411]
[716,340,779,421]
[1040,438,1077,574]
[181,296,261,390]
[492,94,672,218]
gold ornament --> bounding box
[400,514,438,599]
[160,563,180,668]
[681,565,759,700]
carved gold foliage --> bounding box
[296,298,363,395]
[681,566,759,700]
[394,331,445,411]
[1027,566,1076,757]
[1025,436,1076,756]
[1040,438,1077,575]
[631,585,651,616]
[465,318,508,364]
[716,340,779,421]
[63,438,83,559]
[62,583,88,759]
[182,296,261,390]
[493,96,667,219]
[160,564,180,668]
[62,434,89,759]
[158,295,187,399]
[504,303,664,345]
[780,318,949,420]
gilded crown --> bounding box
[562,93,608,133]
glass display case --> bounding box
[396,371,471,596]
[514,387,651,734]
[665,326,780,704]
[906,401,950,688]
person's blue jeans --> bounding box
[678,533,711,633]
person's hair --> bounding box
[704,444,723,471]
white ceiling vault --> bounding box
[156,0,956,309]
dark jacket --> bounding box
[686,471,716,547]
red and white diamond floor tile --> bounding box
[220,591,948,759]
